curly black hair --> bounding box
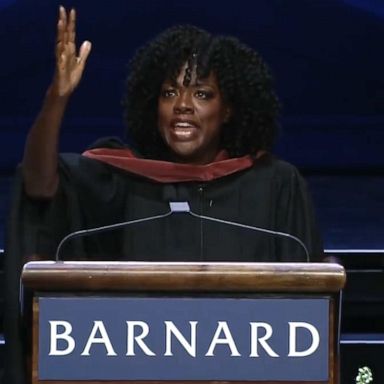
[123,25,279,159]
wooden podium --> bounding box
[22,261,346,384]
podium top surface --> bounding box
[22,261,345,293]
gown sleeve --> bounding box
[2,154,86,383]
[3,167,53,384]
[274,162,324,262]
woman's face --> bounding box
[158,65,230,164]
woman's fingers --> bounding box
[56,6,67,46]
[58,6,66,29]
[74,41,92,79]
[60,6,68,44]
[56,6,71,48]
[55,21,62,59]
[53,6,91,94]
[56,6,64,56]
[55,7,78,66]
[56,6,67,61]
[78,41,92,64]
[68,8,76,45]
[56,11,63,44]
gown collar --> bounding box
[82,148,265,183]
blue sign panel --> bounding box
[39,297,329,381]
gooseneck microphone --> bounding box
[169,202,310,262]
[54,211,173,261]
[55,200,310,262]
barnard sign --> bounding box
[38,297,329,381]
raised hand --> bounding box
[23,7,92,198]
[51,6,92,97]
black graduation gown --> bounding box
[2,148,323,383]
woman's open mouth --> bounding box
[171,120,199,140]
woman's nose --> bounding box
[173,91,194,114]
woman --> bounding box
[4,8,323,380]
[19,6,322,262]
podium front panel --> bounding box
[32,293,335,384]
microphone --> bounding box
[168,202,310,262]
[55,200,310,262]
[55,184,179,261]
[55,211,173,261]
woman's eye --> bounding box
[161,89,176,97]
[195,90,212,99]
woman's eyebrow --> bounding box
[194,79,216,88]
[162,80,178,87]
